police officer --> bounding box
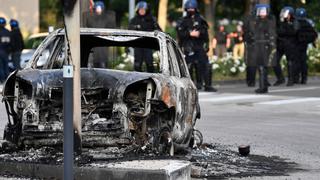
[0,17,11,83]
[294,8,317,84]
[244,4,276,93]
[243,9,257,87]
[83,1,116,29]
[9,19,24,70]
[128,1,161,73]
[176,0,216,92]
[84,1,116,68]
[272,6,297,86]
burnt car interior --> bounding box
[2,32,199,156]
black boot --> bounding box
[301,77,307,84]
[273,65,285,86]
[204,86,217,92]
[255,88,268,94]
[255,66,268,94]
[273,78,285,86]
[287,61,295,86]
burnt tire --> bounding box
[158,128,174,156]
[189,129,203,148]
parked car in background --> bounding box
[2,28,201,155]
[20,32,48,68]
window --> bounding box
[167,40,181,77]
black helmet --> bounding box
[184,0,198,10]
[10,19,19,28]
[295,8,307,19]
[0,17,6,26]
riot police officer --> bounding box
[84,1,116,68]
[272,6,297,86]
[176,0,216,92]
[0,17,11,83]
[294,8,317,84]
[243,4,276,93]
[274,6,299,86]
[9,19,24,70]
[128,1,161,73]
[243,10,257,87]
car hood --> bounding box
[15,68,171,102]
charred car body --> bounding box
[2,28,201,154]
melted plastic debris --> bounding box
[0,143,301,179]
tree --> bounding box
[158,0,168,30]
[203,0,218,56]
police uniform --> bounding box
[83,2,116,68]
[243,6,276,93]
[176,12,215,91]
[128,4,161,73]
[274,18,298,86]
[243,14,257,87]
[294,15,317,84]
[10,20,24,70]
[0,19,11,82]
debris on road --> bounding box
[0,142,301,179]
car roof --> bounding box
[55,28,168,39]
[28,32,49,39]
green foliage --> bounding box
[39,0,63,32]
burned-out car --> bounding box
[2,28,201,154]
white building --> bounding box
[0,0,39,36]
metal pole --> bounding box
[63,0,82,154]
[63,65,74,180]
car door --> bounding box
[166,38,198,144]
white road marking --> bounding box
[198,92,219,97]
[200,94,270,102]
[269,87,319,93]
[256,97,320,105]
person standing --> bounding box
[212,25,230,58]
[272,6,297,86]
[9,19,24,70]
[128,1,161,73]
[243,4,276,93]
[0,17,11,83]
[243,10,257,87]
[83,1,116,68]
[294,8,317,84]
[176,0,216,92]
[230,24,245,60]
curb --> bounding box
[0,160,191,180]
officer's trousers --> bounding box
[134,48,154,73]
[295,45,308,83]
[0,51,9,82]
[273,46,285,82]
[185,50,211,88]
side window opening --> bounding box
[34,37,61,69]
[167,40,181,77]
[172,41,189,78]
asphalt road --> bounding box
[1,78,320,179]
[196,78,320,179]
